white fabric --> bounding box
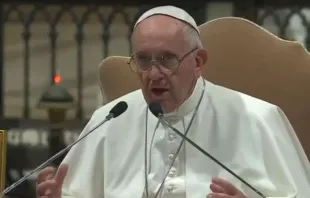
[142,78,205,198]
[134,6,200,35]
[60,77,310,198]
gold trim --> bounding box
[0,130,7,192]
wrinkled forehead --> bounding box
[132,15,189,54]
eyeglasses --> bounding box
[127,47,197,73]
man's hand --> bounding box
[36,164,68,198]
[207,177,247,198]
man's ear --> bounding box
[195,48,208,75]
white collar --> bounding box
[163,77,204,119]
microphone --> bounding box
[0,101,128,197]
[148,102,266,198]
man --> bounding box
[36,6,310,198]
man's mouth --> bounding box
[151,88,169,96]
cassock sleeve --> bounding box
[60,109,106,198]
[248,106,310,198]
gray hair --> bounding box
[181,23,203,50]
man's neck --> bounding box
[163,77,203,118]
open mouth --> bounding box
[151,88,169,96]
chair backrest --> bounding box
[98,56,139,103]
[98,17,310,158]
[0,130,7,191]
[199,17,310,158]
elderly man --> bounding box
[36,5,310,198]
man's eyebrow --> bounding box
[159,50,177,55]
[133,50,148,55]
[133,49,179,57]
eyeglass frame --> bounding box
[127,47,198,74]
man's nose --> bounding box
[148,63,164,80]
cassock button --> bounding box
[168,154,174,161]
[168,169,177,177]
[168,134,176,141]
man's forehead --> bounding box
[131,22,187,54]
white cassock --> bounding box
[60,77,310,198]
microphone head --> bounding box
[149,102,163,117]
[109,101,128,118]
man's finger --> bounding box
[37,167,56,183]
[36,180,57,196]
[211,177,238,195]
[209,183,225,193]
[54,164,69,187]
[207,193,231,198]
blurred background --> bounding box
[0,0,309,197]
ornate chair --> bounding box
[0,130,7,192]
[97,17,310,160]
